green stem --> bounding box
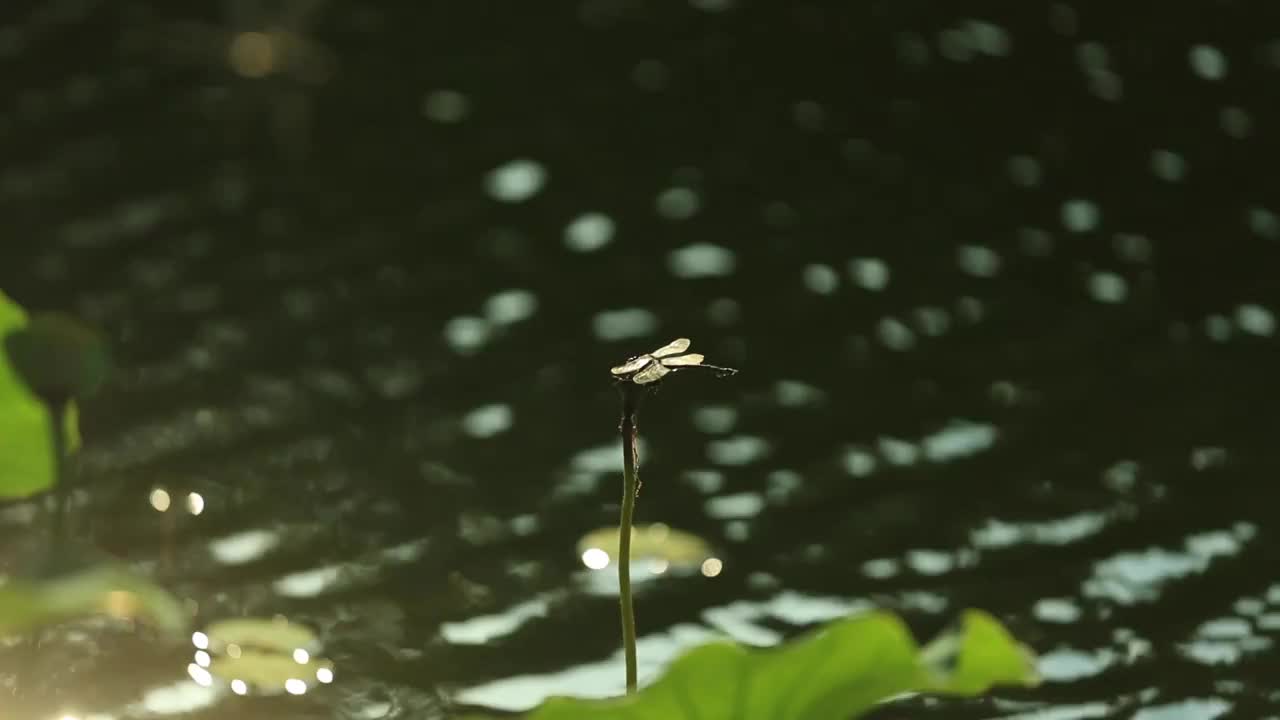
[618,386,641,694]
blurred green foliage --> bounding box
[0,290,84,499]
[0,561,188,638]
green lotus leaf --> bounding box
[0,291,86,499]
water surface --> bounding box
[2,2,1279,718]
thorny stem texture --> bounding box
[618,386,641,694]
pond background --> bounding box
[2,1,1280,718]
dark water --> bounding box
[2,1,1280,718]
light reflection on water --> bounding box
[843,421,999,479]
[972,511,1113,549]
[1034,598,1083,624]
[1132,698,1232,720]
[703,491,764,519]
[667,242,733,278]
[208,529,280,565]
[590,307,659,341]
[1037,647,1115,682]
[442,596,555,646]
[564,212,615,252]
[994,702,1114,720]
[485,158,547,203]
[1083,524,1256,606]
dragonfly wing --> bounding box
[649,338,691,358]
[631,362,669,385]
[611,356,651,376]
[660,353,705,367]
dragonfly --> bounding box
[610,338,737,386]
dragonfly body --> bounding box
[609,338,735,386]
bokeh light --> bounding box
[187,664,213,687]
[581,548,610,570]
[149,488,171,512]
[228,32,276,79]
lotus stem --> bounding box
[617,384,641,694]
